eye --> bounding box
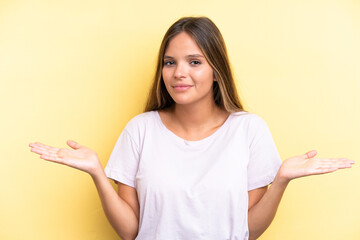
[164,61,175,66]
[190,60,201,65]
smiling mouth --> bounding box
[172,85,193,91]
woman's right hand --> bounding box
[29,140,103,177]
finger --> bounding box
[322,161,355,166]
[319,163,353,169]
[30,147,46,155]
[30,147,56,156]
[30,145,60,155]
[301,150,317,159]
[67,140,82,150]
[315,158,355,165]
[39,152,64,163]
[310,160,354,175]
[336,158,355,164]
[29,142,50,148]
[29,142,60,152]
[314,167,339,174]
[31,144,59,152]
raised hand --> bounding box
[29,140,103,176]
[277,150,355,184]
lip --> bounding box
[172,85,193,91]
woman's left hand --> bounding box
[277,150,355,184]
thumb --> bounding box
[302,150,317,159]
[67,140,82,150]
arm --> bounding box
[91,170,139,240]
[247,150,355,240]
[29,140,139,240]
[247,175,288,240]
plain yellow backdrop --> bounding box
[1,0,359,239]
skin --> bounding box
[160,32,230,140]
[29,32,355,240]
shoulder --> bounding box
[125,111,156,128]
[117,111,158,149]
[230,110,267,127]
[122,111,158,137]
[229,111,272,140]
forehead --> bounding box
[164,32,203,56]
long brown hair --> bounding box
[144,16,245,113]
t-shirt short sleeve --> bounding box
[247,115,282,191]
[104,129,140,188]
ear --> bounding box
[213,73,217,82]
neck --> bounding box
[171,100,224,131]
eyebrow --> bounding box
[164,54,205,59]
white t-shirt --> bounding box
[105,110,282,240]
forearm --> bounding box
[91,169,139,240]
[248,175,289,240]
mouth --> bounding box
[172,85,193,91]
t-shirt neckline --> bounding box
[154,110,233,147]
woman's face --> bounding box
[162,32,215,106]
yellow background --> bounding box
[1,0,359,239]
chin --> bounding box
[173,98,203,106]
[168,95,191,104]
[173,100,192,105]
[171,98,193,105]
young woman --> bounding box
[29,17,354,240]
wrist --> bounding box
[273,172,291,188]
[89,162,105,179]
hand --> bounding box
[277,150,355,184]
[29,140,103,176]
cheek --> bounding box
[161,69,173,93]
[192,68,214,85]
[162,69,170,84]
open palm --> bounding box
[29,140,102,176]
[278,150,355,182]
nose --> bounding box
[174,62,186,79]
